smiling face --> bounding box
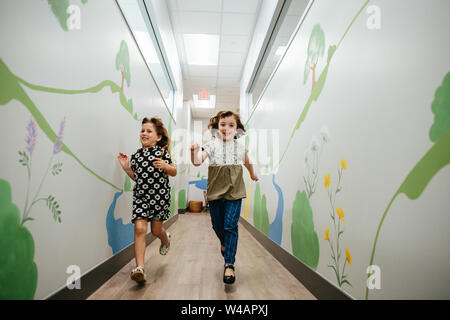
[140,122,161,148]
[218,115,237,141]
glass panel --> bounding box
[249,0,307,109]
[117,0,174,112]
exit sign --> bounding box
[198,91,209,100]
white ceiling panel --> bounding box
[176,0,223,12]
[221,13,256,35]
[223,0,260,14]
[190,77,218,87]
[188,65,218,77]
[218,66,241,79]
[219,52,245,66]
[217,77,240,87]
[220,35,250,53]
[179,12,221,34]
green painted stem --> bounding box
[365,192,399,299]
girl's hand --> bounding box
[250,173,259,182]
[118,152,129,168]
[190,143,200,153]
[153,158,167,170]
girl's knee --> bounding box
[134,222,147,236]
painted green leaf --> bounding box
[291,190,320,270]
[253,183,262,230]
[429,72,450,142]
[0,179,38,299]
[47,0,70,31]
[327,45,337,63]
[169,188,176,218]
[397,129,450,200]
[252,183,269,236]
[260,195,270,236]
[124,175,132,192]
[178,189,186,210]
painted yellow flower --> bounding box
[346,247,351,264]
[335,207,345,223]
[324,173,330,188]
[340,159,347,170]
[325,228,330,241]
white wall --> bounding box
[243,0,450,299]
[0,0,184,299]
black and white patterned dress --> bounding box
[129,145,172,223]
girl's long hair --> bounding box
[142,117,171,157]
[208,110,246,139]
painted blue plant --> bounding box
[268,173,284,245]
[189,177,208,191]
[105,190,134,254]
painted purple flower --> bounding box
[25,118,38,155]
[53,117,66,155]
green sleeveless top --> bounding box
[202,138,247,201]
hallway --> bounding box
[88,212,316,300]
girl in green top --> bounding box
[191,110,258,284]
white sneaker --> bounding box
[159,232,171,255]
[130,266,146,283]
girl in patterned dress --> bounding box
[118,117,177,283]
[190,110,258,284]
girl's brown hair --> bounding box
[208,110,246,139]
[142,117,171,155]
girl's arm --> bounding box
[153,158,177,177]
[190,143,207,167]
[118,153,135,181]
[244,154,258,181]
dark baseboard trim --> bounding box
[178,208,187,214]
[47,214,179,300]
[239,217,353,300]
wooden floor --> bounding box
[88,212,316,300]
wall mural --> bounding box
[247,0,450,299]
[0,22,180,297]
[247,2,370,275]
[323,158,351,287]
[365,72,450,299]
[47,0,89,31]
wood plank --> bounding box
[88,212,316,300]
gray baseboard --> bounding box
[47,214,179,300]
[239,217,353,300]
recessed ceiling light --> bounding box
[184,34,220,66]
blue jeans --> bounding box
[208,198,242,266]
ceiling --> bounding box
[166,0,262,118]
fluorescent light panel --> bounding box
[184,34,220,66]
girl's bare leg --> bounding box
[134,219,148,267]
[151,220,169,246]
